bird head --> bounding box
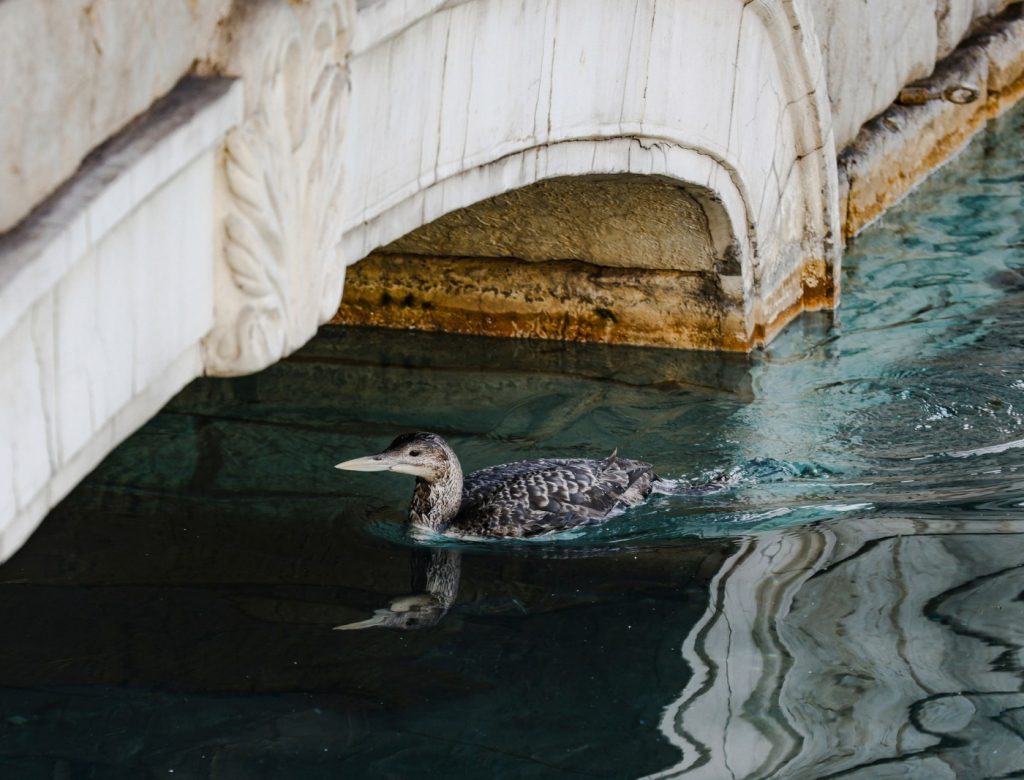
[334,593,448,631]
[335,432,455,482]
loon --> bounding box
[335,432,657,538]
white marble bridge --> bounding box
[1,0,1023,556]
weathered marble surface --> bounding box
[340,0,841,351]
[810,0,1010,149]
[840,5,1024,237]
[0,0,355,378]
[0,79,242,559]
[338,0,1024,348]
[0,0,231,233]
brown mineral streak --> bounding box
[333,254,727,350]
[333,253,833,353]
[844,102,990,239]
[729,261,835,352]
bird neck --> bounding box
[409,455,464,533]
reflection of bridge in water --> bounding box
[649,516,1024,779]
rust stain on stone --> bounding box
[333,254,731,351]
[733,260,835,352]
[333,252,834,354]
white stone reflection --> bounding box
[649,517,1024,778]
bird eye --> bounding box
[409,449,421,457]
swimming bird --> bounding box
[335,432,657,538]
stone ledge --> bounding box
[0,77,243,338]
[0,0,231,233]
[839,3,1024,239]
[0,76,242,563]
[334,250,834,353]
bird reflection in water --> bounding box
[335,547,461,631]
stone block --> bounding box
[0,0,231,233]
[840,5,1024,238]
[334,253,729,349]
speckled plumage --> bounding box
[453,454,655,537]
[342,432,657,538]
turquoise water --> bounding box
[2,106,1024,777]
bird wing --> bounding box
[456,455,654,537]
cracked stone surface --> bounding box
[340,0,841,352]
[810,0,1013,149]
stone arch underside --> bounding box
[335,0,841,351]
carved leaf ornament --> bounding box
[208,4,348,375]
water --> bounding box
[2,107,1024,778]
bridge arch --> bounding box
[339,0,840,349]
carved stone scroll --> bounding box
[201,0,353,376]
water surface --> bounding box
[2,106,1024,778]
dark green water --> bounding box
[3,107,1024,779]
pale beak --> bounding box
[333,610,395,630]
[333,595,440,631]
[334,454,392,472]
